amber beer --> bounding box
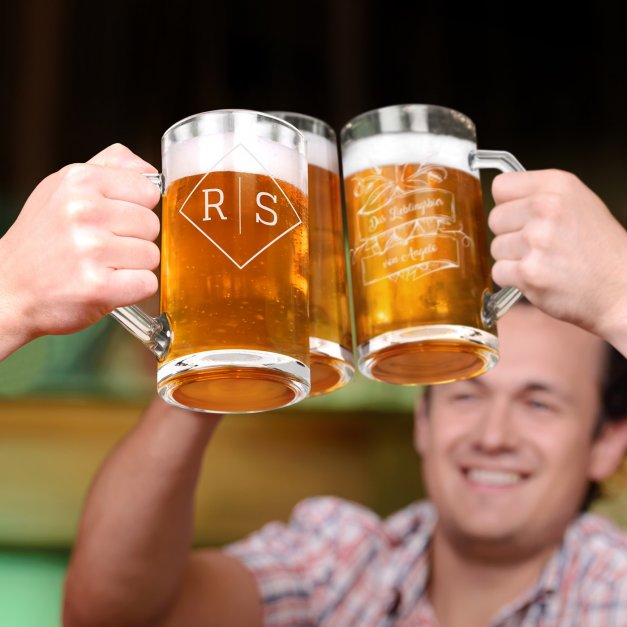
[342,106,502,385]
[270,113,354,396]
[156,114,310,413]
[162,171,308,348]
[307,160,354,394]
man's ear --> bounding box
[589,418,627,481]
[414,394,430,456]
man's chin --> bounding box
[444,523,543,563]
[440,518,526,558]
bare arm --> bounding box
[0,144,161,361]
[63,398,263,627]
[490,169,627,356]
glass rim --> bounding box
[340,104,477,145]
[162,109,306,154]
[266,111,336,143]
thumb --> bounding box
[87,143,157,173]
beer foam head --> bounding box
[164,133,308,193]
[342,132,478,179]
[303,131,339,174]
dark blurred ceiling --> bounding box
[2,0,627,224]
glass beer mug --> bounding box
[111,110,310,413]
[270,112,355,396]
[341,104,524,385]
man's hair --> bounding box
[599,344,627,424]
[583,343,627,509]
[421,300,627,510]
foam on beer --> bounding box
[303,131,340,174]
[165,133,308,192]
[342,133,478,179]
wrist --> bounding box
[592,247,627,356]
[0,242,37,360]
[595,297,627,357]
[139,397,221,471]
[0,318,34,363]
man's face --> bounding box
[415,306,609,558]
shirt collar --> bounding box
[379,504,589,622]
[487,517,586,624]
[381,502,437,615]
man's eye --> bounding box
[526,399,552,411]
[451,393,478,402]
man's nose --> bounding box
[472,399,517,452]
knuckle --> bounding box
[142,271,159,295]
[490,236,506,260]
[108,142,128,154]
[491,261,504,283]
[141,178,162,207]
[554,168,579,185]
[103,143,134,163]
[78,232,107,259]
[77,268,108,304]
[491,260,511,288]
[487,207,502,233]
[127,271,158,301]
[60,163,94,188]
[519,256,547,289]
[545,169,580,193]
[91,273,110,299]
[523,223,551,249]
[147,212,161,240]
[146,243,161,269]
[491,173,510,202]
[65,197,98,225]
[530,192,563,219]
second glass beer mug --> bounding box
[270,112,355,396]
[112,110,310,413]
[341,104,524,385]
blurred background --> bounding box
[1,1,627,624]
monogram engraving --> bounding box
[178,144,302,269]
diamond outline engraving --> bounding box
[178,143,302,269]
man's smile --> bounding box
[461,466,531,488]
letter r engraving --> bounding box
[202,188,227,221]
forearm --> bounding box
[590,241,627,358]
[64,398,221,627]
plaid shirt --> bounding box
[226,497,627,626]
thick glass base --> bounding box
[309,337,355,397]
[157,349,310,413]
[358,325,499,385]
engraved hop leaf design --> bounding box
[354,167,396,215]
[355,163,448,215]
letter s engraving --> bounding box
[255,192,278,226]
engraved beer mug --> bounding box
[341,104,524,385]
[111,110,310,413]
[270,112,354,396]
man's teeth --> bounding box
[467,469,522,486]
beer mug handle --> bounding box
[108,173,171,359]
[468,150,525,328]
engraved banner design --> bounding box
[351,164,472,286]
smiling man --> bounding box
[63,301,627,627]
[414,304,627,625]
